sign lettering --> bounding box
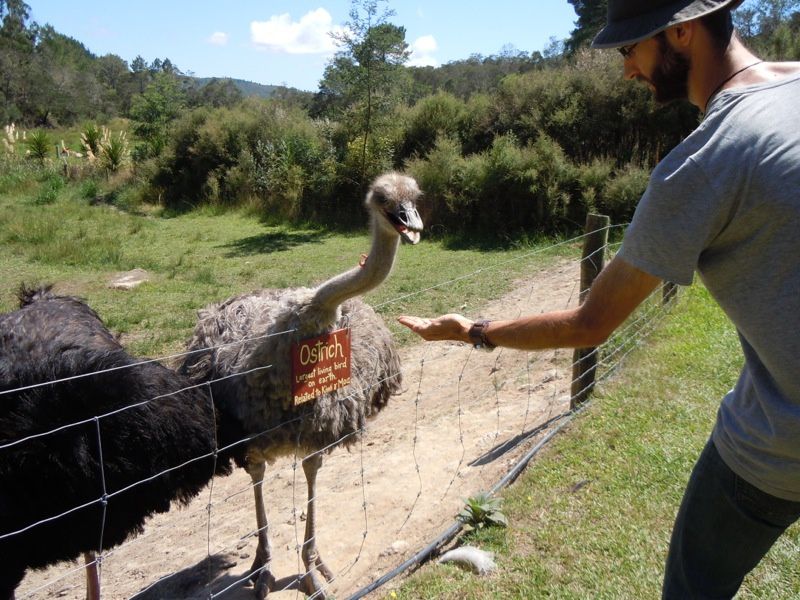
[291,328,352,406]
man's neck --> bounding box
[690,36,760,111]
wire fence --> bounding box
[2,223,679,600]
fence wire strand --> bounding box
[4,224,683,600]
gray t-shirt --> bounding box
[619,71,800,501]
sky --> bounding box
[28,1,578,91]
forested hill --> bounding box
[0,1,311,127]
[193,78,281,100]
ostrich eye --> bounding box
[373,191,388,204]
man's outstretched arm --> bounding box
[398,256,662,350]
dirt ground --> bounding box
[16,258,581,600]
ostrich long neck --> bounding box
[310,213,399,316]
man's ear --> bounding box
[666,21,695,49]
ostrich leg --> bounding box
[246,460,276,599]
[299,453,334,598]
[84,552,100,600]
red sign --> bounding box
[291,328,352,406]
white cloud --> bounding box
[250,8,345,55]
[207,32,229,47]
[408,34,439,67]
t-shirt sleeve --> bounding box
[619,153,730,286]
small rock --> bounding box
[379,540,409,557]
[109,268,150,290]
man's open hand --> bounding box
[397,314,473,343]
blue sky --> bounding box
[29,1,578,91]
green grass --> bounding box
[387,285,800,599]
[0,168,575,357]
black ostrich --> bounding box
[0,286,232,600]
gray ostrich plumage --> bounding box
[179,172,423,599]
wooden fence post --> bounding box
[570,213,610,409]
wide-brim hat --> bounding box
[591,0,745,48]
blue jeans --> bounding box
[663,438,800,599]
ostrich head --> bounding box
[306,172,423,323]
[365,172,423,245]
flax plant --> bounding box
[97,127,130,173]
[26,131,52,163]
[80,123,102,157]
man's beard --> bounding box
[650,34,691,104]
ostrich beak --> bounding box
[387,201,423,245]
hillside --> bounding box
[193,77,286,99]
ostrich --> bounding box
[0,286,232,600]
[179,172,423,599]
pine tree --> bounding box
[565,0,608,53]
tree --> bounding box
[187,78,242,108]
[34,26,99,124]
[160,58,181,76]
[735,0,800,59]
[321,0,410,187]
[565,0,607,54]
[0,0,35,123]
[131,55,149,93]
[0,0,31,37]
[129,71,185,157]
[96,54,133,113]
[735,0,800,37]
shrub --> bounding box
[26,131,53,162]
[399,91,466,160]
[33,174,65,205]
[494,50,698,167]
[458,93,497,155]
[80,179,100,200]
[600,164,650,224]
[405,135,468,233]
[574,158,615,215]
[152,99,343,221]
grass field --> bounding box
[387,284,800,599]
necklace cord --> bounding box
[705,60,763,109]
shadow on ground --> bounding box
[223,229,328,257]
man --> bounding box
[398,1,800,597]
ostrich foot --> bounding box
[299,567,331,599]
[248,546,276,599]
[310,553,334,582]
[297,546,334,598]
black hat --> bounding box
[591,0,745,48]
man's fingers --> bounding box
[398,315,421,329]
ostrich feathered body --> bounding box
[180,286,401,466]
[177,173,420,599]
[0,287,228,598]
